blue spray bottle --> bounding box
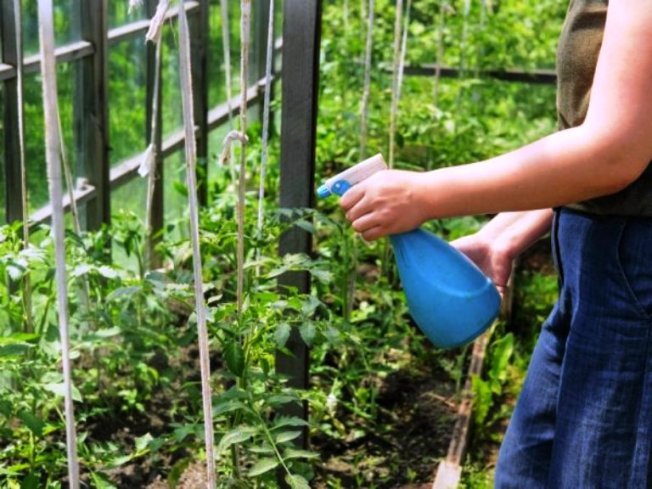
[317,154,501,349]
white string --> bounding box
[359,0,375,159]
[145,0,169,43]
[396,0,411,105]
[236,0,251,315]
[178,5,217,487]
[388,0,404,169]
[433,3,447,106]
[13,0,34,332]
[220,0,234,127]
[37,1,80,486]
[256,0,275,235]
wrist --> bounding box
[490,232,520,264]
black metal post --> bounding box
[144,0,164,265]
[77,0,110,230]
[1,2,24,225]
[189,0,210,206]
[276,0,322,450]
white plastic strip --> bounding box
[388,0,404,168]
[236,0,251,314]
[178,5,217,488]
[359,0,375,158]
[37,0,80,486]
[256,0,275,234]
[396,0,412,104]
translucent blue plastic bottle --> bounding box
[317,154,501,349]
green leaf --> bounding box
[285,474,310,489]
[272,416,309,431]
[490,333,514,388]
[90,472,118,489]
[213,400,246,417]
[20,473,39,489]
[43,383,83,403]
[275,431,302,444]
[217,426,257,454]
[266,394,299,407]
[299,322,316,346]
[224,342,245,377]
[18,411,44,437]
[248,457,279,477]
[274,323,291,348]
[282,448,319,460]
[0,343,31,357]
[135,433,153,452]
[471,375,493,425]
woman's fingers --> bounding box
[351,212,380,233]
[361,226,385,242]
[339,183,365,212]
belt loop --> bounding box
[552,208,564,286]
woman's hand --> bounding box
[450,232,515,297]
[339,169,428,241]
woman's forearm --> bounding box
[418,125,646,220]
[484,209,553,259]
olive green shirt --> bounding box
[557,0,652,215]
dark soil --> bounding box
[312,354,458,488]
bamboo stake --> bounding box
[388,0,403,169]
[178,5,216,487]
[12,0,34,333]
[359,0,375,159]
[236,0,251,315]
[37,1,79,486]
[256,0,275,236]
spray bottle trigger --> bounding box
[332,180,352,196]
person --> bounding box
[340,1,652,487]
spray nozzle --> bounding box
[317,154,388,198]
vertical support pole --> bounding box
[145,0,164,259]
[1,2,23,225]
[276,0,322,449]
[77,0,110,231]
[189,0,210,206]
[254,0,271,81]
[254,0,272,122]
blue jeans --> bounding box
[495,208,652,488]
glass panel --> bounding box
[0,84,5,223]
[108,38,147,167]
[208,0,233,109]
[163,151,188,241]
[111,176,147,271]
[161,27,183,139]
[24,61,78,213]
[108,2,148,29]
[22,0,81,57]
